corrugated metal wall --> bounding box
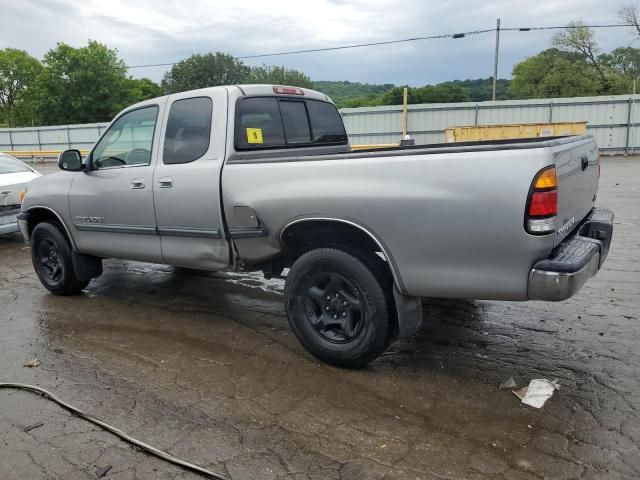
[341,94,640,154]
[0,123,109,152]
[1,94,638,155]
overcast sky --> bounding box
[2,0,637,86]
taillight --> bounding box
[526,166,557,235]
[273,86,304,95]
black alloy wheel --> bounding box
[285,248,393,368]
[31,221,90,295]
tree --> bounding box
[552,22,609,88]
[414,84,469,103]
[380,84,469,105]
[510,48,602,98]
[161,53,249,94]
[126,77,162,103]
[334,96,384,109]
[619,5,640,37]
[600,47,640,77]
[437,78,512,101]
[36,41,132,125]
[313,81,395,103]
[0,49,42,127]
[598,47,640,93]
[247,65,312,88]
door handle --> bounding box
[131,178,145,189]
[158,177,173,188]
[581,156,589,171]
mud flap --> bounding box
[72,252,103,281]
[393,285,423,338]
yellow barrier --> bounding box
[1,150,90,158]
[445,122,587,143]
[351,143,399,151]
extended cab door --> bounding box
[152,90,230,270]
[69,103,164,262]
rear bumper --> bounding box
[528,207,614,301]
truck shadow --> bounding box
[36,257,600,394]
[80,261,551,384]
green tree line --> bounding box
[0,44,314,127]
[2,5,640,127]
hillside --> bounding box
[437,78,512,102]
[312,78,512,108]
[312,81,396,102]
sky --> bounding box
[2,0,638,86]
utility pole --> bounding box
[492,18,500,101]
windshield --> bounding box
[0,155,32,174]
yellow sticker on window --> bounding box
[246,128,263,144]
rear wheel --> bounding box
[285,248,392,368]
[31,222,89,295]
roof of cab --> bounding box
[120,84,333,114]
[229,84,330,102]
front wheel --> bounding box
[31,222,89,295]
[284,248,392,368]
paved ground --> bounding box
[0,158,638,480]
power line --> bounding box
[125,23,634,69]
[125,28,495,69]
[236,28,496,59]
[502,23,632,32]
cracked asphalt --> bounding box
[1,158,638,480]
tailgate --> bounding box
[553,137,599,246]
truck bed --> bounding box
[227,135,589,164]
[222,134,599,300]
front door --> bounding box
[69,104,164,262]
[153,91,230,270]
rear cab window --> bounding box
[235,96,347,150]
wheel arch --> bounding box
[279,216,406,293]
[25,206,78,251]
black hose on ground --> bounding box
[0,383,230,480]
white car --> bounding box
[0,154,41,235]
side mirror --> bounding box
[58,149,84,171]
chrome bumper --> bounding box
[16,212,30,243]
[528,207,614,301]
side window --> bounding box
[280,101,311,144]
[163,97,213,165]
[92,106,158,169]
[236,97,285,149]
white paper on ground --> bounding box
[513,379,559,408]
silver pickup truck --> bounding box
[18,84,614,368]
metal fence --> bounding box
[0,122,109,153]
[1,94,638,156]
[340,94,640,155]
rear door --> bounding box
[152,90,230,270]
[553,137,600,245]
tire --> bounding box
[31,222,89,295]
[285,248,392,368]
